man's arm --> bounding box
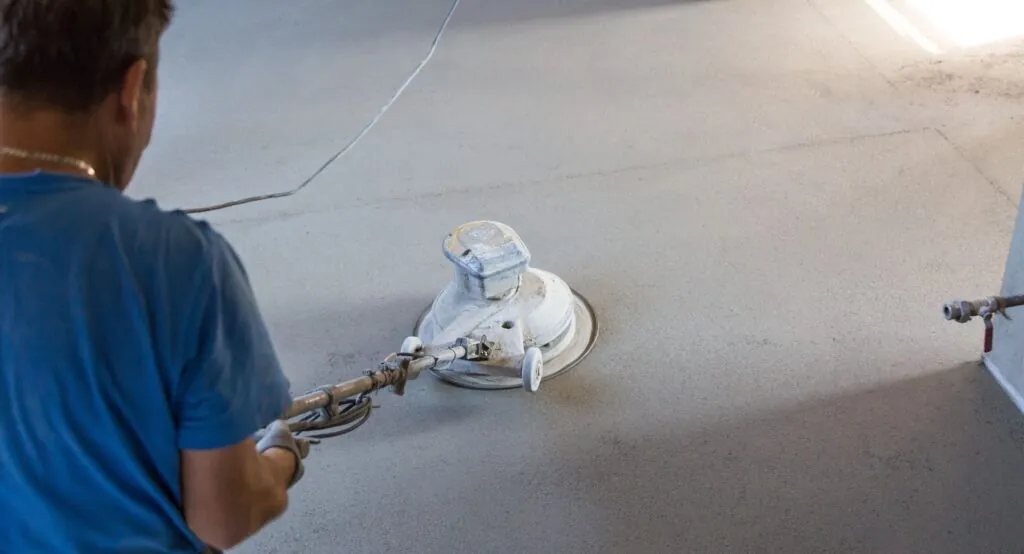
[181,439,296,550]
[172,224,298,550]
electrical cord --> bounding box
[290,393,377,440]
[281,349,419,441]
[183,0,462,215]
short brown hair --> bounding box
[0,0,174,111]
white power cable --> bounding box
[185,0,462,214]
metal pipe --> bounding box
[942,295,1024,323]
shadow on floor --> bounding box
[267,293,433,390]
[267,292,496,443]
[542,363,1024,553]
[168,0,720,48]
[453,0,719,28]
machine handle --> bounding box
[283,343,470,420]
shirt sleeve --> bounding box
[174,228,292,451]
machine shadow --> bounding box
[268,295,432,390]
[267,294,492,442]
[544,363,1024,553]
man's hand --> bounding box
[182,423,315,551]
[255,420,309,487]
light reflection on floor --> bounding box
[866,0,1024,53]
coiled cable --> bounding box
[290,393,376,440]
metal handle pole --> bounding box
[283,344,469,420]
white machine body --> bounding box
[414,221,597,390]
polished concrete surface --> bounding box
[134,0,1024,552]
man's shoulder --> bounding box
[64,188,243,294]
[105,192,231,264]
[119,193,216,237]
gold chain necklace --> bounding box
[0,146,97,178]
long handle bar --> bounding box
[283,343,470,419]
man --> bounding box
[0,1,308,552]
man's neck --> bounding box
[0,102,109,181]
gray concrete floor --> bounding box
[135,0,1024,552]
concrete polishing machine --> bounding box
[177,1,600,440]
[275,221,599,439]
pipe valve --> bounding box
[942,294,1024,353]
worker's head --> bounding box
[0,0,175,190]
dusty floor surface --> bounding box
[134,0,1024,552]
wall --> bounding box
[986,189,1024,411]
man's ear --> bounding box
[118,59,149,125]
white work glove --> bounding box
[255,420,310,487]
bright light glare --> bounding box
[906,0,1024,48]
[864,0,942,54]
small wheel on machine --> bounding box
[522,347,543,393]
[400,336,423,355]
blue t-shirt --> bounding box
[0,172,293,553]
